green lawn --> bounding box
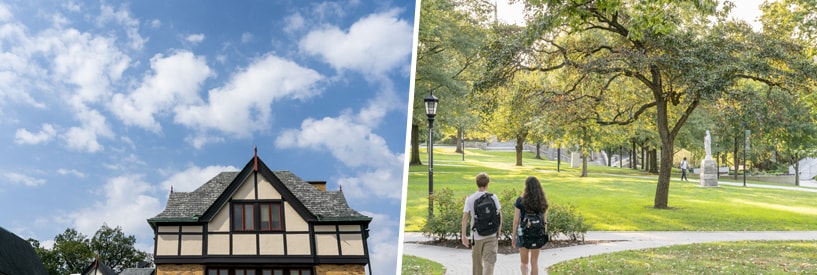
[401,255,445,274]
[405,148,817,232]
[548,240,817,274]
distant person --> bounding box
[680,157,689,181]
[512,176,550,275]
[462,172,502,275]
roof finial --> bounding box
[253,145,258,172]
[170,185,174,193]
[339,184,343,192]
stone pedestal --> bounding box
[571,152,582,168]
[700,159,719,187]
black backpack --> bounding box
[472,193,500,236]
[520,212,548,249]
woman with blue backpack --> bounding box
[512,176,550,275]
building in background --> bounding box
[148,152,372,275]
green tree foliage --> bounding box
[411,0,492,165]
[29,225,150,274]
[479,0,817,208]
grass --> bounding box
[548,240,817,274]
[401,255,445,274]
[405,148,817,232]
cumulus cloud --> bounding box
[240,32,253,43]
[299,9,413,77]
[61,108,113,153]
[275,90,404,199]
[174,54,324,141]
[111,51,211,132]
[283,13,305,33]
[57,168,86,178]
[61,174,161,249]
[360,211,400,275]
[15,124,57,145]
[185,33,205,44]
[3,172,46,186]
[160,165,238,192]
[97,4,146,50]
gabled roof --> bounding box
[0,226,47,275]
[119,267,155,275]
[80,258,116,275]
[148,156,370,227]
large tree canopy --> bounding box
[479,0,817,208]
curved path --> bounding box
[402,231,817,274]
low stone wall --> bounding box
[744,175,797,184]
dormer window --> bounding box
[232,202,283,231]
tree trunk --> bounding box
[557,148,561,172]
[409,124,422,166]
[631,139,637,169]
[515,132,527,166]
[734,136,739,180]
[581,151,588,177]
[607,149,612,167]
[535,143,542,159]
[641,145,646,171]
[455,128,464,154]
[649,149,658,174]
[794,155,800,186]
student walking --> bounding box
[512,176,549,275]
[681,157,689,181]
[461,172,502,275]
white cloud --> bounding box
[283,13,305,33]
[275,90,404,200]
[111,51,212,132]
[160,165,238,192]
[174,54,324,142]
[61,108,113,153]
[63,1,81,12]
[241,32,253,43]
[97,4,146,50]
[62,174,161,249]
[360,211,400,275]
[149,19,161,28]
[185,33,205,44]
[3,172,46,186]
[0,3,12,22]
[14,124,57,145]
[299,9,413,77]
[57,168,86,178]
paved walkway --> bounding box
[403,175,817,274]
[402,231,817,274]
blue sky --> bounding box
[0,0,414,273]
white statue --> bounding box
[704,130,712,160]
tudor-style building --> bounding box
[148,153,371,275]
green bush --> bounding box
[547,204,590,241]
[498,188,521,241]
[422,187,590,243]
[422,188,465,241]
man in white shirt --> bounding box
[461,172,502,275]
[681,157,689,181]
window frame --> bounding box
[231,201,284,232]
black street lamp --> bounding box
[743,122,748,187]
[425,93,439,218]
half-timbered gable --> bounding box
[148,154,371,275]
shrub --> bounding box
[498,187,521,241]
[547,204,590,241]
[422,188,465,241]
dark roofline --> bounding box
[198,157,317,222]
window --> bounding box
[232,202,283,231]
[233,204,254,231]
[209,268,308,275]
[260,203,282,230]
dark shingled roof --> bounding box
[149,169,369,224]
[80,258,116,275]
[0,226,47,275]
[119,267,155,275]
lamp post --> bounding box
[425,93,439,218]
[743,122,747,187]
